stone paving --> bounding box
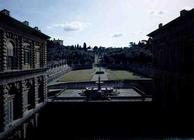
[91,67,108,81]
[116,89,141,97]
[58,89,82,97]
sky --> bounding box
[0,0,194,47]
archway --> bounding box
[6,40,17,70]
[38,78,44,103]
[26,80,35,110]
[9,83,23,120]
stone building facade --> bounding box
[0,9,50,139]
[53,38,63,45]
[148,9,194,108]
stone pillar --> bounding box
[30,118,35,128]
[34,77,39,106]
[37,77,42,103]
[22,123,27,139]
[0,30,7,71]
[21,80,28,113]
[14,37,19,70]
[18,37,24,70]
[0,30,3,71]
[43,75,48,101]
[34,113,39,128]
[0,85,8,132]
[40,43,43,68]
[43,41,47,67]
[31,41,35,69]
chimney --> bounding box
[159,23,163,28]
[180,9,188,16]
[34,26,39,30]
[23,21,29,26]
[34,26,41,32]
[0,9,10,16]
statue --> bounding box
[98,76,101,90]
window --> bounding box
[7,42,13,56]
[23,92,29,111]
[7,95,14,124]
[36,51,40,67]
[35,46,40,68]
[6,41,16,70]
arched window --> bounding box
[7,41,14,56]
[7,94,14,123]
[26,81,35,110]
[6,41,16,70]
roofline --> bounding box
[0,12,50,39]
[147,8,194,37]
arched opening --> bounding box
[38,78,44,103]
[9,84,23,121]
[26,81,35,110]
[6,41,17,70]
[24,45,32,69]
[26,119,35,138]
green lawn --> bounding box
[107,69,144,80]
[57,69,94,82]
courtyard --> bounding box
[57,69,94,82]
[57,67,147,83]
[107,69,145,80]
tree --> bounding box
[88,46,91,50]
[129,42,136,47]
[93,46,98,52]
[83,42,87,51]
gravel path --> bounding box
[91,67,108,81]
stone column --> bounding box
[43,41,47,67]
[34,113,39,128]
[37,77,42,103]
[0,85,8,131]
[21,80,28,113]
[0,30,7,71]
[43,75,48,101]
[22,123,27,139]
[18,37,24,70]
[40,43,43,68]
[31,41,35,69]
[34,77,39,106]
[0,30,3,71]
[14,37,19,70]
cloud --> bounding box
[47,21,91,32]
[131,31,144,36]
[158,11,164,15]
[112,33,123,38]
[63,22,90,32]
[149,10,166,16]
[47,24,65,29]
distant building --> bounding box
[148,9,194,107]
[0,9,50,139]
[53,38,63,45]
